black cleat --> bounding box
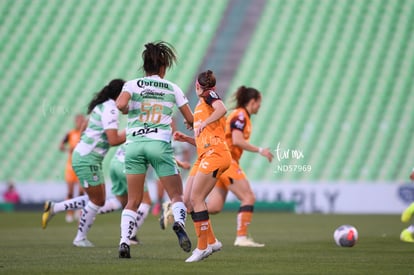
[159,208,166,230]
[119,243,131,258]
[173,221,192,253]
[129,235,140,245]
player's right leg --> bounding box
[42,195,89,229]
[228,177,264,248]
[148,141,191,253]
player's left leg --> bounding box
[229,178,264,247]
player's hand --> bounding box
[195,121,207,137]
[173,131,186,142]
[410,171,414,181]
[184,120,193,130]
[260,148,274,163]
[177,160,191,170]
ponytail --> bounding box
[233,86,261,109]
[87,79,125,114]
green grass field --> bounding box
[0,211,412,274]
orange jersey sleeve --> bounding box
[194,93,227,156]
[225,108,252,162]
[64,129,82,164]
[67,129,82,151]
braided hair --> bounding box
[197,69,216,98]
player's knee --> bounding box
[241,192,256,205]
[90,198,106,207]
[207,205,221,214]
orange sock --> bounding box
[67,209,74,217]
[207,219,217,245]
[237,205,254,237]
[194,220,209,250]
[191,210,211,250]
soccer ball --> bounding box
[333,224,358,247]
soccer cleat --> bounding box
[401,203,414,223]
[173,221,192,252]
[234,237,265,247]
[159,201,172,230]
[119,242,131,258]
[129,235,140,245]
[400,229,414,243]
[73,238,94,247]
[185,247,213,263]
[42,201,55,229]
[209,239,223,253]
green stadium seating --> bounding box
[0,0,228,181]
[227,0,414,181]
[1,0,413,183]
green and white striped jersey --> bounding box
[75,99,120,157]
[123,75,188,143]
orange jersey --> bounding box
[63,129,81,183]
[194,91,227,157]
[225,108,252,162]
[63,129,82,162]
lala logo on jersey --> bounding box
[234,119,245,130]
[108,119,117,126]
[93,173,99,182]
[209,91,219,98]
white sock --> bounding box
[171,201,187,226]
[53,195,89,213]
[131,203,151,237]
[408,225,414,233]
[98,197,122,214]
[120,209,138,245]
[74,201,100,241]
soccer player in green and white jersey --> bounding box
[42,145,152,245]
[42,79,126,247]
[116,41,194,258]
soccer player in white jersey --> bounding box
[42,79,126,247]
[42,145,152,245]
[116,41,194,258]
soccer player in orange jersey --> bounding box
[59,114,86,223]
[174,86,273,248]
[207,86,273,247]
[183,70,232,262]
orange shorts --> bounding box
[189,144,231,179]
[216,159,246,190]
[65,161,79,184]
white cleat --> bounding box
[234,237,265,247]
[185,247,213,263]
[159,201,173,230]
[73,238,94,247]
[209,239,222,253]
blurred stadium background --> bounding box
[1,0,414,212]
